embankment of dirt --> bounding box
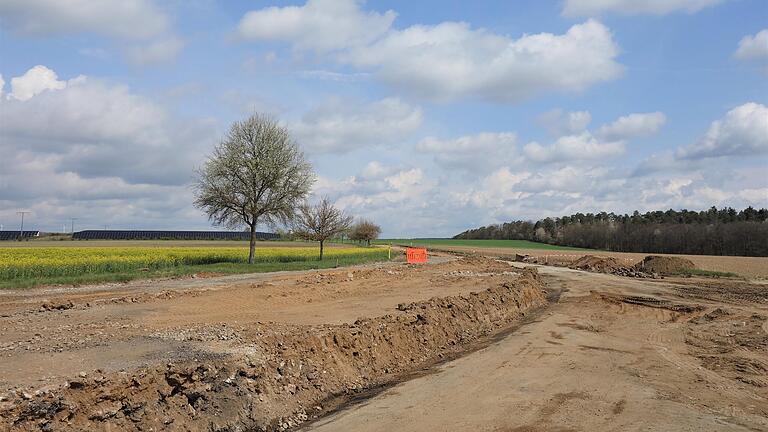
[1,268,547,432]
[635,255,696,275]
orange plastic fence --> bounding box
[406,247,428,264]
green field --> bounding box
[0,242,388,289]
[375,238,589,251]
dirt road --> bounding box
[305,264,768,432]
[422,244,768,279]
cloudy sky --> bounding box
[0,0,766,237]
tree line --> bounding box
[454,207,768,257]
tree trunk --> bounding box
[319,240,324,261]
[248,224,257,264]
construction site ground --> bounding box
[0,249,766,431]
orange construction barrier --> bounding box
[406,247,428,264]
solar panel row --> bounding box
[71,230,279,241]
[0,231,40,241]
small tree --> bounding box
[194,114,314,264]
[350,219,382,246]
[293,197,353,260]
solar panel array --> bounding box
[71,230,279,241]
[0,231,40,241]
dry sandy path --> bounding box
[423,244,768,279]
[304,264,768,432]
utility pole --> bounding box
[70,218,78,235]
[17,211,30,241]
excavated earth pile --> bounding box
[0,268,546,431]
[568,255,657,278]
[635,255,696,275]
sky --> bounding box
[0,0,766,237]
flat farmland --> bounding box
[0,241,387,289]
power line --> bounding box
[16,211,30,241]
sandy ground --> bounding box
[1,250,766,431]
[304,263,768,432]
[423,244,768,279]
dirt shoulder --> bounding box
[304,263,768,432]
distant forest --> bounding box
[454,207,768,257]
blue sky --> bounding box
[0,0,766,237]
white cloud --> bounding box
[237,1,622,103]
[0,0,182,66]
[0,74,4,98]
[360,161,393,180]
[518,166,616,194]
[0,65,221,232]
[676,102,768,159]
[538,109,592,136]
[0,0,169,40]
[7,65,68,101]
[237,0,396,52]
[296,70,370,82]
[454,167,531,209]
[292,97,422,154]
[127,36,184,65]
[596,112,666,141]
[311,162,446,236]
[0,65,216,186]
[342,19,622,102]
[416,132,517,172]
[662,178,694,197]
[734,29,768,61]
[562,0,726,17]
[524,132,625,163]
[739,188,768,202]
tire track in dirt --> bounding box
[646,326,764,403]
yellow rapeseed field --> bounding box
[0,246,386,280]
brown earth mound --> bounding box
[569,255,658,278]
[570,255,625,272]
[635,255,696,275]
[1,269,546,432]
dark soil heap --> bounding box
[1,269,547,432]
[635,255,696,275]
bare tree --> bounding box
[194,114,314,264]
[293,197,353,260]
[350,219,382,246]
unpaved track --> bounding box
[422,244,768,279]
[304,264,768,432]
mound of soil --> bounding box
[635,255,695,275]
[1,269,547,432]
[570,255,624,273]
